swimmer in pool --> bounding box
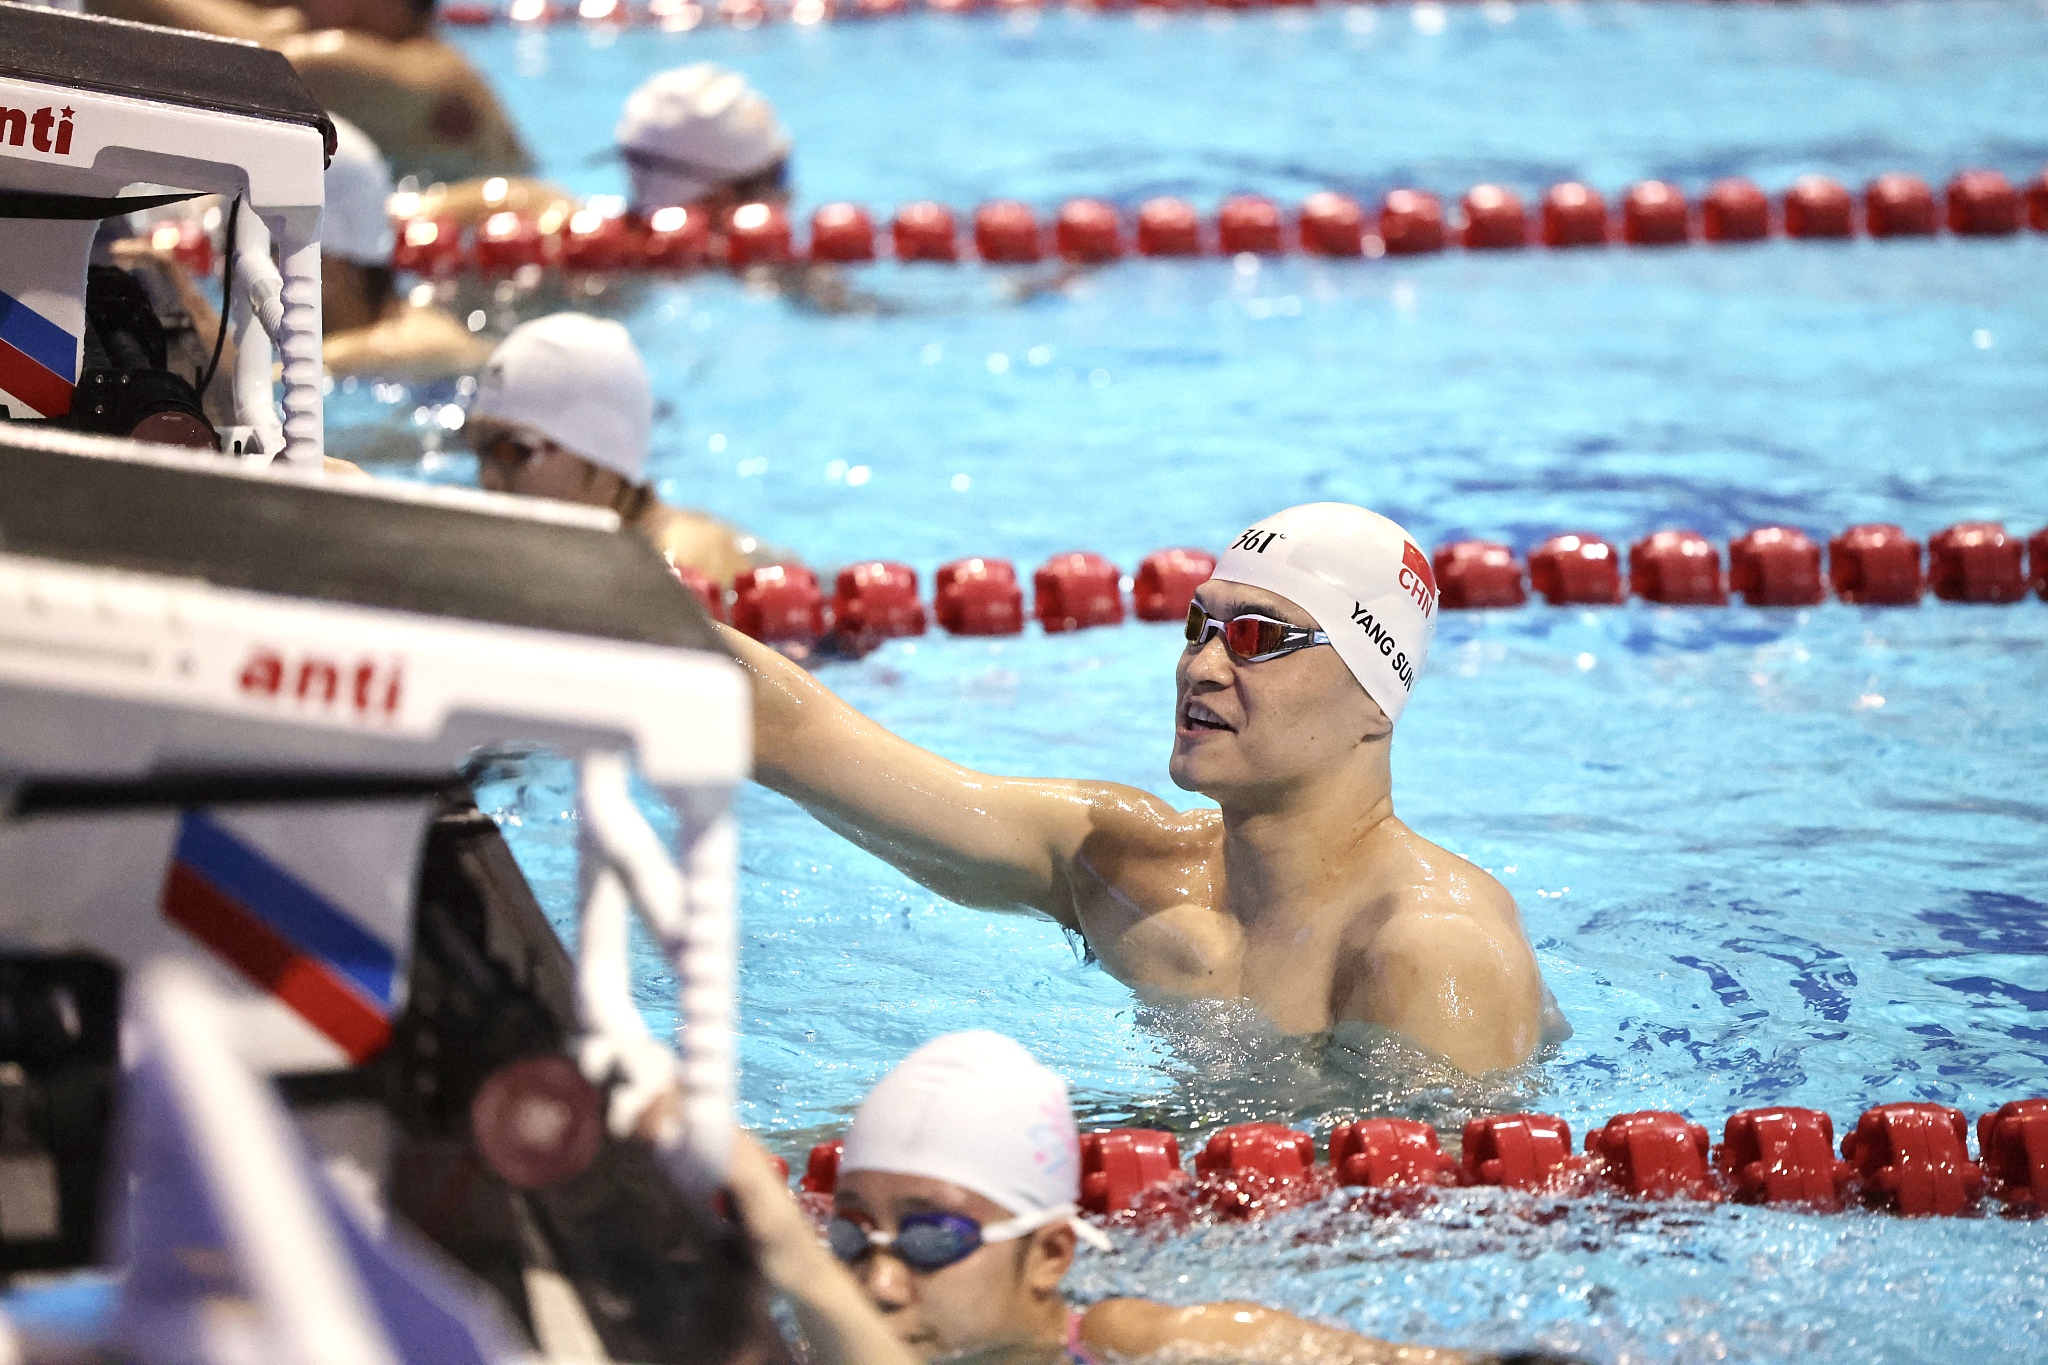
[725,1032,1565,1364]
[463,313,769,586]
[321,118,492,381]
[95,0,530,183]
[724,503,1566,1074]
[417,63,787,233]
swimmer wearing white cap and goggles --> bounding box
[722,1033,1576,1365]
[725,504,1567,1074]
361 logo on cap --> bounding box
[1399,541,1437,616]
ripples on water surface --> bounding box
[387,6,2048,1361]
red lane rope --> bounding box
[394,170,2048,278]
[787,1099,2048,1221]
[685,524,2048,649]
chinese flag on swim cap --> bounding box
[1210,503,1438,723]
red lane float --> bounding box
[728,201,793,268]
[1980,1100,2048,1214]
[1928,521,2027,603]
[1462,185,1528,250]
[1728,526,1825,607]
[642,205,711,268]
[2032,525,2048,600]
[1299,191,1365,257]
[1829,524,1924,606]
[561,208,636,271]
[1588,1111,1719,1201]
[935,556,1025,635]
[1194,1123,1316,1183]
[1081,1129,1186,1215]
[1217,194,1284,254]
[1528,533,1625,606]
[1136,197,1202,257]
[1329,1118,1459,1188]
[1541,183,1608,248]
[1866,173,1937,238]
[1630,530,1727,605]
[1058,198,1123,263]
[733,563,827,643]
[1432,540,1527,609]
[801,1138,842,1194]
[1841,1102,1983,1216]
[1380,189,1444,256]
[476,210,549,274]
[810,202,877,262]
[833,561,928,640]
[894,200,959,262]
[1717,1107,1852,1210]
[1462,1113,1576,1190]
[1702,178,1769,242]
[975,200,1042,264]
[1622,181,1688,246]
[1132,548,1216,621]
[1947,169,2021,236]
[1784,175,1854,239]
[2030,172,2048,232]
[1034,551,1125,632]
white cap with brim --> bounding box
[323,117,395,268]
[467,313,653,484]
[841,1032,1111,1251]
[1208,502,1438,723]
[616,63,792,210]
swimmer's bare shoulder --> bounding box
[1334,823,1544,1073]
[1080,1296,1474,1364]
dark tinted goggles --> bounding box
[1183,602,1332,664]
[827,1212,987,1273]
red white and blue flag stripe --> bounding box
[160,811,398,1063]
[0,285,78,417]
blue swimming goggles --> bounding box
[826,1205,1079,1274]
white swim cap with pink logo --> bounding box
[1209,503,1438,723]
[841,1031,1109,1248]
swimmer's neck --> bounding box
[1215,753,1398,929]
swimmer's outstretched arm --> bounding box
[1081,1298,1477,1365]
[720,625,1174,926]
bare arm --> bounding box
[1081,1299,1473,1365]
[91,0,305,43]
[723,1135,918,1365]
[720,624,1174,927]
[1342,906,1544,1074]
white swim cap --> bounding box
[467,313,653,484]
[615,64,792,210]
[842,1032,1109,1248]
[323,117,395,268]
[1209,503,1438,723]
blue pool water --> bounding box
[353,4,2048,1361]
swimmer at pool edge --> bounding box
[92,0,532,184]
[722,503,1566,1074]
[727,1031,1578,1365]
[463,314,767,586]
[322,118,493,381]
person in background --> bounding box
[321,118,493,380]
[415,61,790,238]
[463,313,761,585]
[767,1030,1585,1365]
[91,0,531,183]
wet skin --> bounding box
[728,579,1549,1073]
[835,1169,1474,1364]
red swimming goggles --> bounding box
[1183,601,1331,664]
